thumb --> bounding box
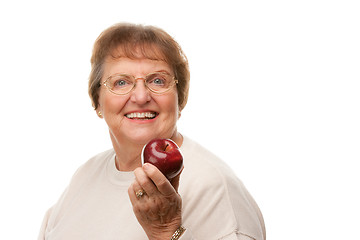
[170,166,184,192]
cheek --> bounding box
[163,93,179,118]
[97,88,106,110]
[99,90,128,114]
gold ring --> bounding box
[136,189,146,198]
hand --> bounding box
[128,163,183,240]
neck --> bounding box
[110,131,183,172]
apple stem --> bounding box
[164,144,169,151]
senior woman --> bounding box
[38,23,266,240]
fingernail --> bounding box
[143,163,150,170]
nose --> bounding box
[130,79,151,104]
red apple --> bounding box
[142,138,183,179]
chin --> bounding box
[128,132,162,145]
[114,126,177,147]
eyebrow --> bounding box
[152,70,172,75]
[108,70,172,77]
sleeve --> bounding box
[37,207,53,240]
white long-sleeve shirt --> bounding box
[38,136,265,239]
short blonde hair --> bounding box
[88,23,190,111]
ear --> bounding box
[177,105,182,119]
[97,111,103,118]
[96,106,103,119]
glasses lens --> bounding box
[146,73,174,93]
[107,74,134,94]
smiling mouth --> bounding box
[125,112,158,120]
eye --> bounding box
[153,78,165,85]
[115,80,128,87]
[110,75,133,89]
[147,74,167,86]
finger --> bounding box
[128,181,147,205]
[143,163,176,196]
[133,181,148,199]
[128,182,138,205]
[134,167,158,197]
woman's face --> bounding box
[98,57,180,146]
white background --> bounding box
[0,0,359,239]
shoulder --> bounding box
[76,149,114,173]
[179,136,265,240]
[50,149,115,210]
[67,149,115,187]
[180,136,241,189]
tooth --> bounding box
[126,112,155,119]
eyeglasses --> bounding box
[102,72,178,95]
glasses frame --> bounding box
[102,72,178,95]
